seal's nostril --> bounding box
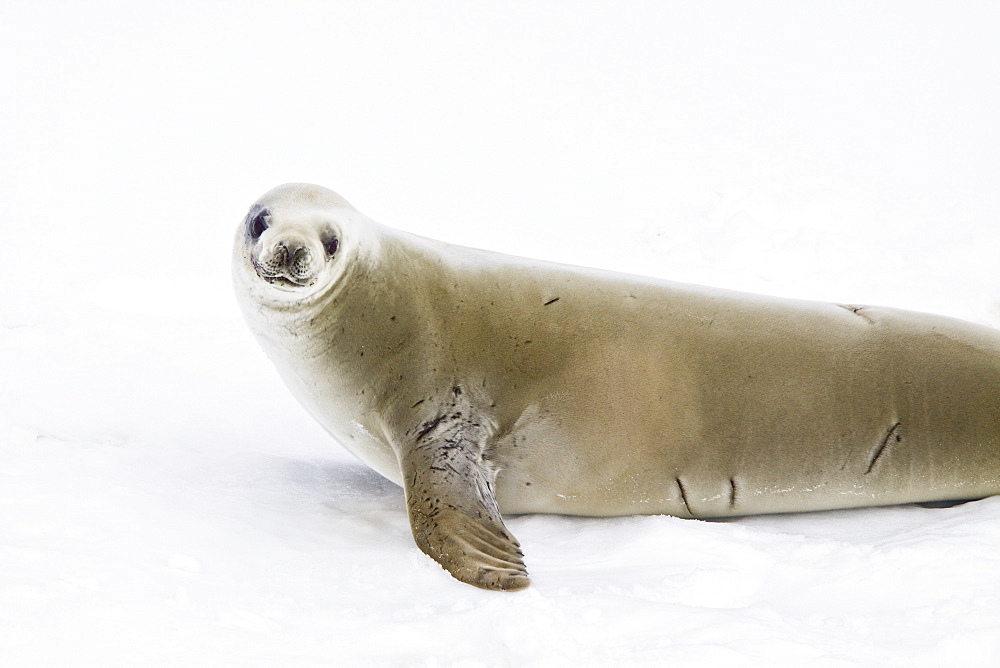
[273,241,311,267]
[291,246,310,263]
[274,243,290,263]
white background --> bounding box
[2,1,999,665]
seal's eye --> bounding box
[324,237,339,256]
[248,210,269,240]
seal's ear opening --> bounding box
[324,237,339,256]
[247,207,270,241]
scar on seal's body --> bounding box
[866,422,902,475]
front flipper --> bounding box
[400,405,529,591]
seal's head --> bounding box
[233,183,362,310]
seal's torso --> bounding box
[262,233,1000,519]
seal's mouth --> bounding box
[263,274,316,288]
[251,253,318,288]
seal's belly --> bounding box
[492,304,1000,518]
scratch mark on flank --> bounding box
[543,297,560,306]
[729,477,737,509]
[838,303,876,324]
[676,477,693,516]
[866,422,902,474]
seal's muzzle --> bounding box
[253,236,318,286]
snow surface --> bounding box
[3,1,1000,665]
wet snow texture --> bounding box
[3,1,1000,665]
